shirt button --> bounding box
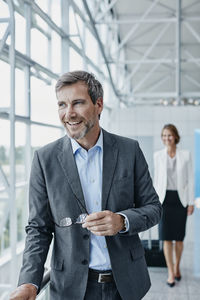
[83,234,89,240]
[81,259,88,265]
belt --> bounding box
[88,268,113,283]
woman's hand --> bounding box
[187,205,194,216]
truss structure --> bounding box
[92,0,200,105]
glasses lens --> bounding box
[76,213,88,224]
[59,217,72,227]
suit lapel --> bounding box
[176,148,181,178]
[102,130,118,211]
[57,136,87,213]
[162,148,167,173]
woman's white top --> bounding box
[166,155,177,190]
[153,148,194,206]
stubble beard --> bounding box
[65,119,95,140]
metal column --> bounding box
[7,0,17,287]
[176,0,181,104]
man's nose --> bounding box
[64,105,76,118]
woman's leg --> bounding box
[163,240,174,283]
[174,241,184,277]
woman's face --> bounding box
[162,129,176,147]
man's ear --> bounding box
[96,97,103,113]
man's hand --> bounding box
[10,283,37,300]
[187,205,194,216]
[82,210,125,236]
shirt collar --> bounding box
[70,129,103,155]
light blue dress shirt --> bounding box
[70,130,112,270]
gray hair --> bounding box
[55,70,103,104]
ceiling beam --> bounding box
[96,0,118,22]
[0,25,10,57]
[184,21,200,43]
[132,51,171,93]
[125,23,171,86]
[96,16,200,25]
[82,0,120,101]
[147,75,171,91]
[184,74,200,88]
[96,17,176,24]
[184,49,200,68]
[146,0,175,14]
[113,0,159,54]
[182,0,200,11]
[176,0,181,104]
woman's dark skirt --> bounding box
[159,190,187,241]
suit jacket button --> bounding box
[83,234,89,240]
[82,259,88,265]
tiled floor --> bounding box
[143,241,200,299]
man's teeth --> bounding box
[68,121,81,125]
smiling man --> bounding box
[10,71,162,300]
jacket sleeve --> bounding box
[119,142,162,236]
[18,150,54,292]
[187,151,194,205]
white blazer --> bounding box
[153,148,194,207]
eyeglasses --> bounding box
[58,213,88,227]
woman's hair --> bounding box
[161,124,180,144]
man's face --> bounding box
[57,81,103,146]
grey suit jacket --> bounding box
[18,129,162,300]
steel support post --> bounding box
[176,0,181,104]
[61,0,69,73]
[24,0,32,236]
[7,0,17,288]
[82,0,120,101]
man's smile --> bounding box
[65,121,83,127]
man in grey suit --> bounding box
[10,71,162,300]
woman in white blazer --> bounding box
[154,124,194,287]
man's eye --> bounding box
[58,103,65,108]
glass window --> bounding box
[85,28,98,63]
[74,0,84,12]
[0,61,10,108]
[15,68,26,116]
[99,24,107,46]
[35,0,48,13]
[15,12,26,54]
[69,7,78,35]
[16,186,28,242]
[31,28,48,67]
[31,125,63,150]
[0,119,10,255]
[69,48,84,71]
[51,0,61,27]
[0,1,9,18]
[0,22,9,40]
[35,14,48,32]
[31,77,60,126]
[0,211,10,255]
[51,31,61,74]
[15,122,28,183]
[0,119,10,178]
[71,13,84,49]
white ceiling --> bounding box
[111,0,200,104]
